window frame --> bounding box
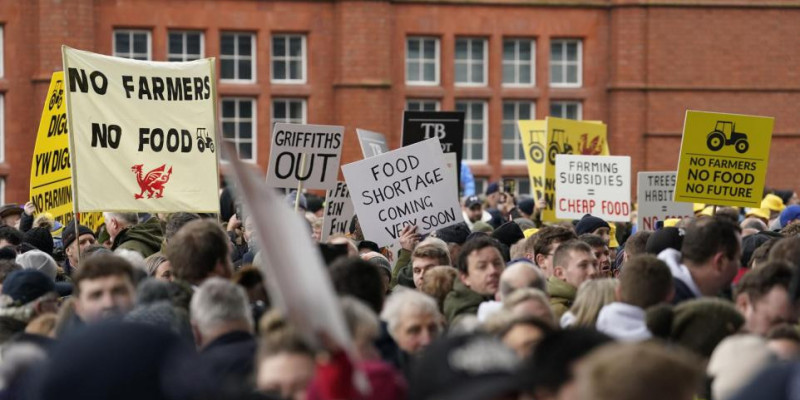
[271,34,307,84]
[456,99,489,164]
[0,26,4,78]
[549,39,583,88]
[454,37,488,87]
[271,98,308,127]
[0,94,4,163]
[405,36,440,86]
[502,38,535,88]
[405,99,441,111]
[220,97,257,162]
[220,32,256,83]
[549,100,583,120]
[112,29,152,60]
[501,100,535,164]
[167,30,205,62]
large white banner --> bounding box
[266,123,344,190]
[555,154,631,222]
[62,47,219,212]
[637,171,693,231]
[342,138,463,247]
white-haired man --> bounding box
[191,277,256,392]
[380,289,443,355]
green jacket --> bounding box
[547,276,577,321]
[443,280,492,324]
[112,217,164,258]
[391,249,415,289]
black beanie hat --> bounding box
[518,197,535,216]
[434,222,471,245]
[23,227,54,257]
[645,227,685,255]
[62,220,95,249]
[575,214,610,235]
[491,221,525,248]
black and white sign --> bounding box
[321,181,356,242]
[555,154,631,222]
[402,111,464,181]
[356,129,389,158]
[266,123,344,190]
[637,171,693,231]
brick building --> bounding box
[1,0,799,203]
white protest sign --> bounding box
[555,154,631,222]
[342,138,464,247]
[62,46,219,212]
[266,123,344,190]
[356,128,389,158]
[637,171,693,231]
[321,181,355,242]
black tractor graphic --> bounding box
[528,129,546,164]
[706,121,749,154]
[548,128,573,165]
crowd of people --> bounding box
[0,183,798,399]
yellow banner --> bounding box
[29,72,104,235]
[674,111,773,208]
[542,117,609,222]
[518,120,547,201]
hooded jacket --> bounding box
[443,280,492,324]
[112,217,164,258]
[657,248,701,304]
[547,276,577,320]
[595,302,651,341]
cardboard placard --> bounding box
[62,47,219,212]
[266,123,344,190]
[637,171,694,231]
[321,181,356,242]
[518,120,547,201]
[356,128,389,158]
[402,111,465,182]
[674,111,774,208]
[342,138,463,247]
[555,154,631,222]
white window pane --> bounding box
[289,60,302,80]
[455,40,468,60]
[519,64,531,83]
[274,61,287,80]
[187,34,201,55]
[472,63,483,83]
[133,34,147,53]
[116,33,130,53]
[502,64,515,83]
[221,35,235,55]
[408,40,420,59]
[273,36,285,56]
[423,62,436,82]
[503,41,515,61]
[567,65,578,83]
[239,60,252,80]
[407,63,419,82]
[289,37,302,57]
[471,40,483,59]
[551,43,561,61]
[455,64,468,83]
[238,37,252,56]
[551,65,562,83]
[520,41,531,60]
[567,42,578,61]
[423,40,436,59]
[169,34,182,55]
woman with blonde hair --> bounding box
[561,278,617,328]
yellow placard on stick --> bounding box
[518,120,547,201]
[29,72,104,234]
[541,117,609,222]
[674,111,774,208]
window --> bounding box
[168,31,204,62]
[0,26,4,78]
[473,178,487,197]
[455,38,487,86]
[502,177,532,197]
[503,39,534,86]
[456,100,487,162]
[220,32,255,82]
[550,101,582,120]
[221,98,256,161]
[502,101,534,162]
[0,95,4,163]
[272,98,306,125]
[406,37,439,85]
[550,39,582,87]
[406,99,440,111]
[113,30,151,60]
[272,35,306,83]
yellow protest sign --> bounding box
[674,110,773,208]
[518,120,547,201]
[541,117,609,222]
[29,72,104,235]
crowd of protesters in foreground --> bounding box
[0,183,798,400]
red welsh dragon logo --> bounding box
[578,133,604,155]
[131,164,173,199]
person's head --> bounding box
[164,212,201,244]
[706,335,777,400]
[2,270,58,315]
[0,205,22,229]
[553,240,598,289]
[0,226,23,250]
[165,219,232,285]
[741,217,768,233]
[456,236,505,296]
[419,266,458,312]
[412,243,451,289]
[780,221,800,237]
[62,221,97,267]
[16,250,58,281]
[256,313,315,400]
[503,288,555,325]
[463,195,483,223]
[766,324,800,360]
[734,261,795,336]
[329,256,384,314]
[232,266,269,305]
[618,255,674,308]
[327,235,358,257]
[143,253,172,282]
[340,296,381,361]
[73,254,136,323]
[380,288,442,354]
[361,251,392,295]
[0,260,22,291]
[681,217,742,296]
[577,342,702,400]
[622,231,652,262]
[578,234,610,277]
[499,315,555,358]
[190,277,253,349]
[768,236,800,270]
[521,328,613,400]
[575,214,610,243]
[23,227,54,257]
[533,226,577,277]
[569,278,617,328]
[102,212,138,241]
[499,262,547,300]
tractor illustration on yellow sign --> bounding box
[707,121,749,153]
[548,128,574,165]
[528,128,546,164]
